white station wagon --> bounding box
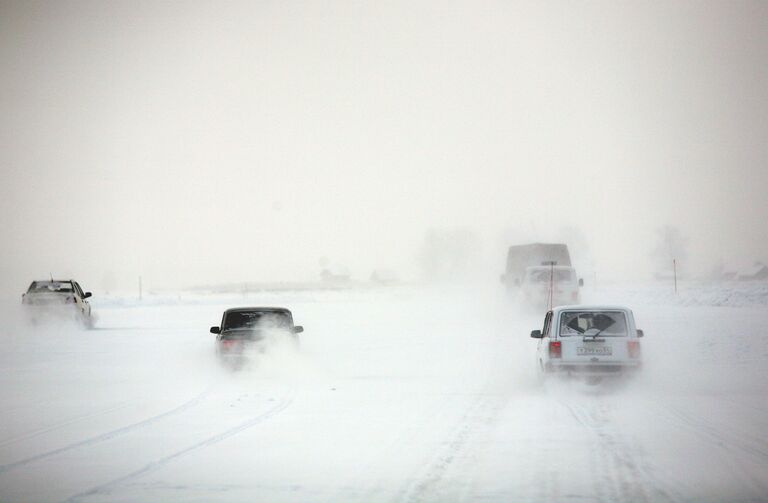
[519,265,582,309]
[530,305,643,383]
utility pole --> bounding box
[544,261,556,310]
[673,259,678,294]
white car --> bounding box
[519,265,582,309]
[530,305,643,383]
[22,280,93,327]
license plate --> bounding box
[577,346,612,356]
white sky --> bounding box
[1,1,767,291]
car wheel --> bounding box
[536,360,548,386]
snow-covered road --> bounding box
[1,286,767,502]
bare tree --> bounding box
[651,226,689,278]
[419,228,481,282]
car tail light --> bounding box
[549,341,562,358]
[221,340,237,349]
[628,340,641,358]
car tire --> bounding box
[536,360,548,386]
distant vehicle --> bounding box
[520,265,583,310]
[530,305,643,384]
[210,307,303,362]
[370,269,399,286]
[22,279,93,327]
[500,243,571,290]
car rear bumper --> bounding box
[24,305,87,321]
[523,294,581,309]
[546,361,641,376]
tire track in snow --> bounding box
[64,392,295,502]
[719,395,768,416]
[0,401,132,448]
[397,394,506,503]
[563,400,679,503]
[662,402,768,461]
[0,389,210,475]
[658,401,768,494]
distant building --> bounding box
[320,267,351,285]
[723,262,768,281]
[738,262,768,281]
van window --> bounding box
[525,268,574,283]
[542,311,552,337]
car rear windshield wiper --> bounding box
[582,327,609,341]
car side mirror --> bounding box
[293,326,304,334]
[636,329,644,338]
[210,326,221,334]
[578,278,584,287]
[530,330,543,339]
[83,292,92,299]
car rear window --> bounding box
[29,281,73,293]
[526,269,574,283]
[223,311,292,331]
[559,311,628,337]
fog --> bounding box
[2,3,768,501]
[2,1,767,292]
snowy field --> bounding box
[1,284,767,502]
